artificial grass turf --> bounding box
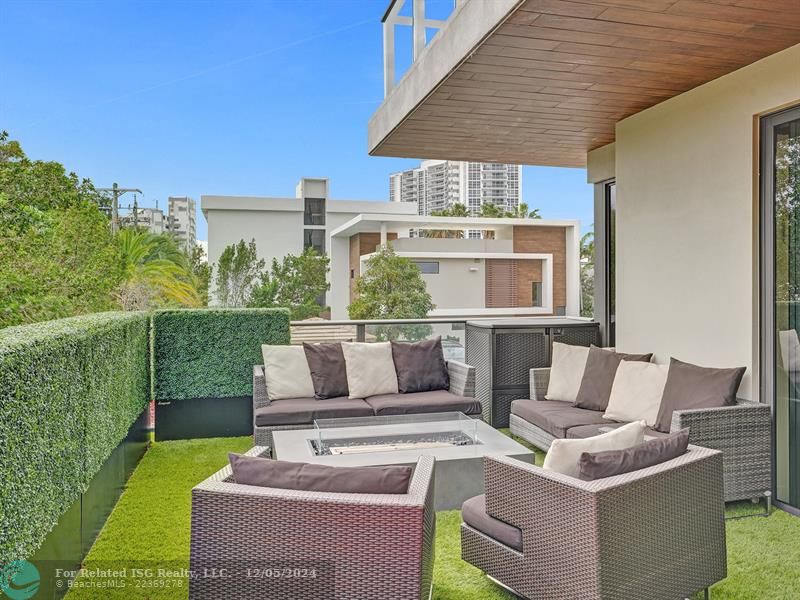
[66,436,800,599]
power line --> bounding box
[97,183,143,233]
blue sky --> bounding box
[1,0,593,241]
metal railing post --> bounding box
[356,324,366,342]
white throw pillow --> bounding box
[542,420,646,478]
[545,342,590,402]
[341,341,399,399]
[262,345,315,401]
[604,361,669,427]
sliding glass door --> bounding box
[763,105,800,509]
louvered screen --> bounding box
[485,259,518,308]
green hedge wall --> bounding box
[152,308,290,400]
[0,312,150,564]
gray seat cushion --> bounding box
[365,390,482,416]
[510,399,608,438]
[566,423,670,440]
[462,494,522,552]
[254,397,373,426]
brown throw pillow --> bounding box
[303,342,349,399]
[653,357,746,433]
[574,346,653,411]
[228,453,412,494]
[578,429,690,480]
[391,337,450,394]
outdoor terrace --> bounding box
[1,308,795,599]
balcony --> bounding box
[369,0,800,167]
[1,308,794,599]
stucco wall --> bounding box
[615,43,800,400]
[421,258,486,311]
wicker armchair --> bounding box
[190,448,436,600]
[510,367,771,502]
[462,447,727,600]
[252,359,476,448]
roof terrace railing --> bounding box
[381,0,463,97]
[291,317,468,361]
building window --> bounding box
[413,261,439,274]
[304,198,325,226]
[303,229,325,254]
[532,281,543,308]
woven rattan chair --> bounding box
[190,447,436,600]
[509,367,771,503]
[462,446,727,600]
[252,359,476,448]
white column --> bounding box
[382,20,395,97]
[380,223,388,246]
[412,0,426,61]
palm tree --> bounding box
[419,203,469,238]
[115,229,201,310]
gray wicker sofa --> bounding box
[253,360,477,448]
[509,367,771,502]
[461,447,727,600]
[190,447,436,600]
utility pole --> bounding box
[98,183,142,233]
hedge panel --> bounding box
[0,312,150,564]
[152,308,290,400]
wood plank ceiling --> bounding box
[370,0,800,167]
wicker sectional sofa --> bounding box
[252,360,477,448]
[509,367,772,502]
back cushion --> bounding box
[653,358,745,433]
[542,420,646,478]
[574,346,653,411]
[303,342,349,399]
[262,345,315,401]
[545,342,591,402]
[578,429,690,481]
[228,453,412,494]
[603,361,669,427]
[391,337,450,394]
[341,341,399,399]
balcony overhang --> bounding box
[368,0,800,167]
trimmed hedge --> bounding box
[0,312,150,564]
[152,308,290,400]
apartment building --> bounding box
[119,207,165,234]
[390,160,522,217]
[168,196,197,250]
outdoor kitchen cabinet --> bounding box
[465,318,600,427]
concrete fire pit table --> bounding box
[271,412,534,510]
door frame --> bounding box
[593,178,616,346]
[760,103,800,513]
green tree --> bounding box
[0,204,121,327]
[214,239,265,307]
[348,246,434,320]
[0,132,121,327]
[517,202,541,219]
[580,231,595,318]
[188,244,211,306]
[114,229,201,310]
[249,248,330,320]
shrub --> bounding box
[0,312,150,564]
[152,308,290,400]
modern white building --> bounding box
[389,160,522,219]
[168,196,197,250]
[202,178,580,319]
[202,178,417,304]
